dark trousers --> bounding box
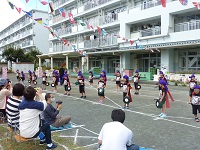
[33,120,52,144]
[60,77,64,85]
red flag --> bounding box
[62,38,67,45]
[68,12,76,24]
[15,6,22,14]
[96,26,102,34]
[192,2,200,9]
[160,0,166,7]
[130,40,134,45]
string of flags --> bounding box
[6,0,200,55]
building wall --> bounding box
[33,11,49,54]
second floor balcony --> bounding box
[131,26,161,39]
[22,41,33,47]
[175,20,200,32]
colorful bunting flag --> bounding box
[160,0,166,7]
[136,43,139,49]
[58,8,66,18]
[130,40,134,45]
[62,39,67,45]
[192,2,200,9]
[34,18,43,24]
[102,29,108,36]
[96,26,102,34]
[77,18,86,26]
[49,2,55,15]
[39,0,49,5]
[15,6,22,13]
[179,0,188,5]
[7,0,14,9]
[72,45,77,51]
[26,0,29,3]
[68,12,76,24]
[22,10,33,18]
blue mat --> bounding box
[50,123,74,131]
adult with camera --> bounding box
[0,78,12,119]
[43,93,71,128]
[18,87,57,149]
[98,109,139,150]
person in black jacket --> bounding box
[59,66,65,85]
[43,93,71,128]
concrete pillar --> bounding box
[86,55,89,71]
[39,57,41,67]
[161,49,174,73]
[121,52,131,70]
[120,23,131,39]
[50,56,53,70]
[161,13,174,35]
[65,55,68,70]
[101,57,108,73]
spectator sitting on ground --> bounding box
[43,93,71,128]
[98,109,139,150]
[18,87,57,149]
[0,78,12,120]
[6,83,24,129]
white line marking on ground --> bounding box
[72,143,99,150]
[74,129,79,145]
[48,90,200,130]
[52,139,68,150]
[60,135,97,139]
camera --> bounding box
[6,79,11,84]
[56,100,63,105]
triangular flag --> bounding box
[72,45,77,51]
[160,0,166,7]
[96,26,102,34]
[49,2,55,15]
[22,10,32,18]
[122,37,126,40]
[39,0,49,5]
[7,0,14,9]
[192,2,200,9]
[26,0,29,3]
[34,18,42,24]
[179,0,188,5]
[62,38,67,45]
[77,18,86,26]
[130,40,134,45]
[58,8,66,18]
[68,12,76,24]
[102,29,108,36]
[15,6,22,13]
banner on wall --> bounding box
[2,67,8,79]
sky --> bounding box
[0,0,49,32]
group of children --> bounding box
[15,70,25,84]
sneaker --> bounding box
[40,140,46,145]
[64,93,67,95]
[68,94,70,96]
[46,144,57,149]
[195,118,199,122]
[134,92,137,94]
[126,106,129,109]
[80,96,83,98]
[159,113,163,117]
[83,96,86,99]
[160,113,167,118]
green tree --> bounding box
[1,47,16,62]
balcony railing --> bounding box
[84,35,118,49]
[53,0,71,8]
[140,26,161,37]
[174,20,200,32]
[141,0,161,10]
[84,0,112,11]
[22,41,33,47]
